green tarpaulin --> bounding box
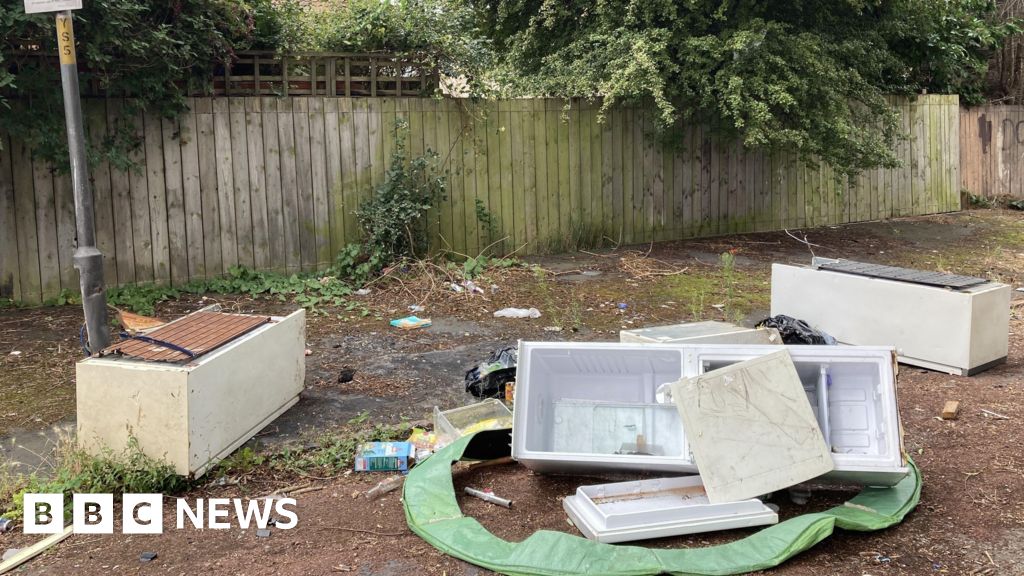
[403,431,920,576]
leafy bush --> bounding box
[295,0,494,94]
[0,1,257,166]
[474,0,1019,176]
[335,118,446,281]
[106,265,354,315]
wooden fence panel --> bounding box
[1,95,961,304]
[960,104,1023,199]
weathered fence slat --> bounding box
[0,134,19,301]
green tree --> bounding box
[298,0,494,94]
[0,0,257,166]
[473,0,1017,176]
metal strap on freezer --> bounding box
[813,258,987,290]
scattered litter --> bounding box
[464,346,517,398]
[563,476,777,543]
[354,288,372,296]
[464,486,512,508]
[0,518,12,533]
[337,366,356,384]
[435,400,513,448]
[981,408,1010,420]
[462,280,485,294]
[256,529,272,538]
[2,549,20,562]
[756,315,836,345]
[212,475,237,487]
[941,401,960,420]
[543,326,563,332]
[504,381,515,405]
[408,304,425,313]
[305,348,313,356]
[116,309,166,333]
[354,441,413,472]
[139,552,158,562]
[617,303,628,310]
[390,316,432,330]
[8,351,20,356]
[407,428,438,460]
[366,476,405,500]
[450,283,464,293]
[581,270,602,277]
[493,307,541,319]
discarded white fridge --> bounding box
[771,258,1010,375]
[512,342,908,486]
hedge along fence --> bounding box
[0,95,960,304]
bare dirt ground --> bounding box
[2,209,1024,575]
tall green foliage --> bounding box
[473,0,1018,176]
[294,0,494,94]
[0,0,256,166]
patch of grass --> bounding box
[227,422,413,477]
[661,262,770,323]
[532,266,560,325]
[2,437,189,521]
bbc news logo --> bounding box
[23,494,298,534]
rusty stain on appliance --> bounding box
[101,312,272,362]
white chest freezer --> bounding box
[512,342,907,486]
[771,259,1010,375]
[76,309,306,478]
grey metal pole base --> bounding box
[74,247,110,353]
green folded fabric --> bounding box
[404,431,921,576]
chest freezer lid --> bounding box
[811,257,988,290]
[670,349,835,504]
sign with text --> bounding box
[24,0,81,14]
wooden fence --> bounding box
[960,105,1024,198]
[0,95,960,304]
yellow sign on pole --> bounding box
[56,13,76,65]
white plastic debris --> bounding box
[494,308,541,319]
[354,288,371,296]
